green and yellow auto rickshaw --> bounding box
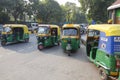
[86,24,120,80]
[61,24,80,56]
[1,24,29,46]
[36,24,60,50]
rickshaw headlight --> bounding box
[44,37,47,39]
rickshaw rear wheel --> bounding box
[99,67,109,80]
[1,41,6,46]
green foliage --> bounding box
[0,0,27,23]
[36,0,63,24]
[0,12,10,24]
[63,2,87,24]
[0,0,87,24]
[79,0,115,23]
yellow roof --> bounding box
[38,24,60,35]
[4,24,27,28]
[62,24,80,29]
[38,24,59,28]
[88,24,120,36]
[3,24,29,33]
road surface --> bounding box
[0,34,102,80]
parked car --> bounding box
[80,24,88,34]
[28,23,38,33]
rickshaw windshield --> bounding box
[62,28,78,36]
[88,30,100,37]
[3,26,12,32]
[38,27,50,34]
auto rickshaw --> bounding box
[86,24,120,80]
[1,24,29,46]
[61,24,80,56]
[36,24,60,50]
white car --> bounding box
[28,23,38,33]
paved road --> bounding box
[0,34,102,80]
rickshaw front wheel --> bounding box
[78,45,80,48]
[99,67,109,80]
[68,53,71,56]
[68,51,71,56]
[1,41,6,46]
[25,38,29,43]
[38,45,44,50]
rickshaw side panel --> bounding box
[98,32,120,55]
[95,50,116,71]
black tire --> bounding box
[57,42,60,46]
[99,67,109,80]
[25,38,29,43]
[38,45,43,50]
[68,53,71,56]
[68,51,71,56]
[1,41,6,46]
[78,45,80,48]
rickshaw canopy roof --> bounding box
[3,24,29,33]
[88,24,120,36]
[62,24,80,29]
[4,24,28,28]
[38,24,59,28]
[38,24,60,35]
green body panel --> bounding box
[90,48,118,75]
[95,50,116,71]
[61,38,80,51]
[6,34,13,42]
[37,36,60,47]
[118,73,120,80]
[2,33,29,42]
[116,9,120,17]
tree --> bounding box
[9,0,27,22]
[0,12,10,24]
[0,0,27,22]
[36,0,63,24]
[79,0,115,23]
[63,2,87,24]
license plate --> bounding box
[63,40,67,42]
[110,72,118,76]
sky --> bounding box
[55,0,80,7]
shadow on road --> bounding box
[0,34,37,54]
